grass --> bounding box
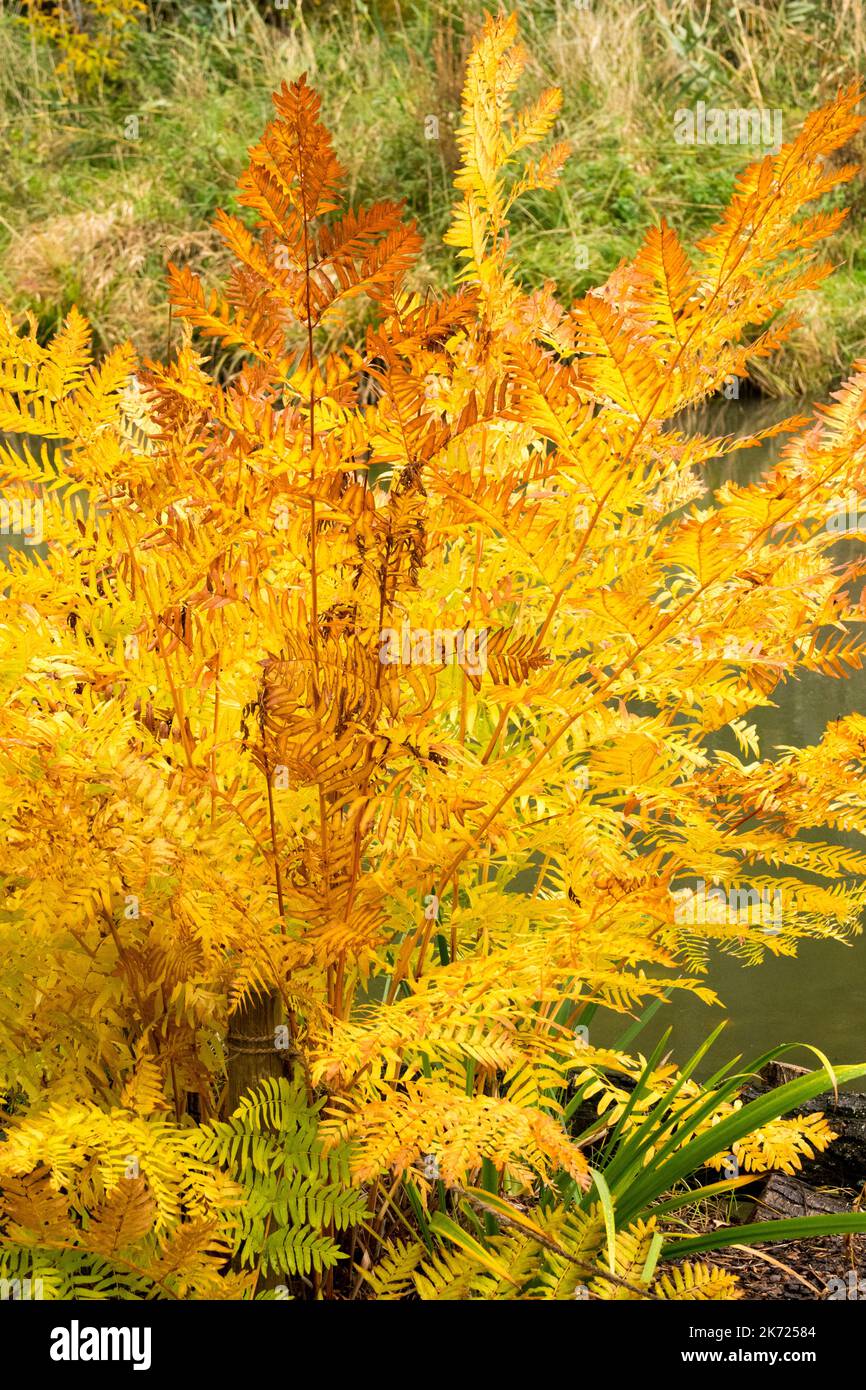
[2,0,866,392]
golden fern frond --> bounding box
[655,1261,742,1301]
[359,1239,425,1300]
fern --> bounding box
[196,1078,367,1282]
[1,10,866,1299]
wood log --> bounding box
[746,1170,850,1223]
[738,1061,866,1190]
[734,1172,863,1301]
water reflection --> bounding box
[600,395,866,1067]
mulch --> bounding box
[706,1181,866,1300]
[713,1232,866,1300]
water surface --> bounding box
[594,396,866,1068]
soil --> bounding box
[712,1227,866,1300]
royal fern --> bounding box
[2,11,866,1298]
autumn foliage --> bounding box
[1,13,866,1298]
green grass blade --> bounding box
[589,1167,617,1275]
[663,1213,866,1259]
[621,1062,866,1226]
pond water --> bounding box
[593,395,866,1070]
[2,397,864,1069]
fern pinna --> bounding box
[1,12,866,1299]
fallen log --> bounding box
[747,1170,851,1223]
[729,1171,864,1300]
[739,1061,866,1190]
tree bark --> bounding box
[740,1062,866,1190]
[747,1171,851,1223]
[225,989,285,1115]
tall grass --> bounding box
[1,0,864,389]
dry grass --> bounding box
[2,190,228,354]
[2,0,866,385]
